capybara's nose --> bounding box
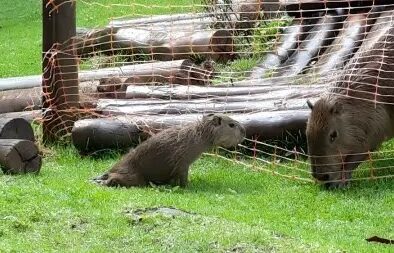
[312,171,330,182]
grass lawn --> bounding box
[0,0,197,77]
[0,146,392,252]
[0,0,393,252]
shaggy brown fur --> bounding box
[93,114,245,188]
[306,26,394,188]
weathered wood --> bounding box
[307,13,368,75]
[72,110,311,154]
[125,82,324,99]
[97,60,213,98]
[274,14,342,77]
[0,111,41,123]
[0,118,35,141]
[74,26,235,62]
[0,87,42,113]
[281,0,389,16]
[0,139,41,175]
[107,13,214,28]
[42,0,79,142]
[71,118,147,154]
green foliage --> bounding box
[251,16,292,57]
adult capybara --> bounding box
[306,25,394,188]
[93,113,245,188]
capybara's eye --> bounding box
[330,131,338,142]
[229,123,235,128]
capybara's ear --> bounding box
[212,115,222,126]
[307,100,314,110]
[330,101,342,115]
[203,113,215,120]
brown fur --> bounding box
[306,26,394,188]
[93,114,245,188]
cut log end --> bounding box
[0,139,41,175]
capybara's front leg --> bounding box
[178,169,189,188]
[104,173,147,188]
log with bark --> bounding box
[0,118,35,141]
[71,110,311,154]
[0,111,41,123]
[74,26,235,62]
[307,13,368,75]
[273,14,342,77]
[107,13,214,29]
[0,139,41,175]
[124,82,324,99]
[280,0,389,17]
[0,87,41,113]
[96,59,214,98]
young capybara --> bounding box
[93,113,245,188]
[306,26,394,188]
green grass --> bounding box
[0,146,392,252]
[0,0,199,77]
[1,1,393,251]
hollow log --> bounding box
[307,13,368,75]
[71,110,311,154]
[0,118,35,141]
[0,139,41,175]
[274,14,342,77]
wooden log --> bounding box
[307,13,368,75]
[107,13,214,28]
[274,14,342,77]
[0,87,41,113]
[280,0,389,16]
[247,18,314,79]
[0,139,41,175]
[114,28,235,62]
[96,59,213,98]
[71,117,148,154]
[0,111,41,123]
[73,26,235,62]
[42,0,79,142]
[0,118,35,141]
[71,110,311,154]
[125,82,324,99]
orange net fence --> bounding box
[1,0,394,186]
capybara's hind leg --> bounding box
[104,173,146,188]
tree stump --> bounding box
[0,139,41,174]
[0,118,35,141]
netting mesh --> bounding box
[3,0,394,186]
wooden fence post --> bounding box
[42,0,79,143]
